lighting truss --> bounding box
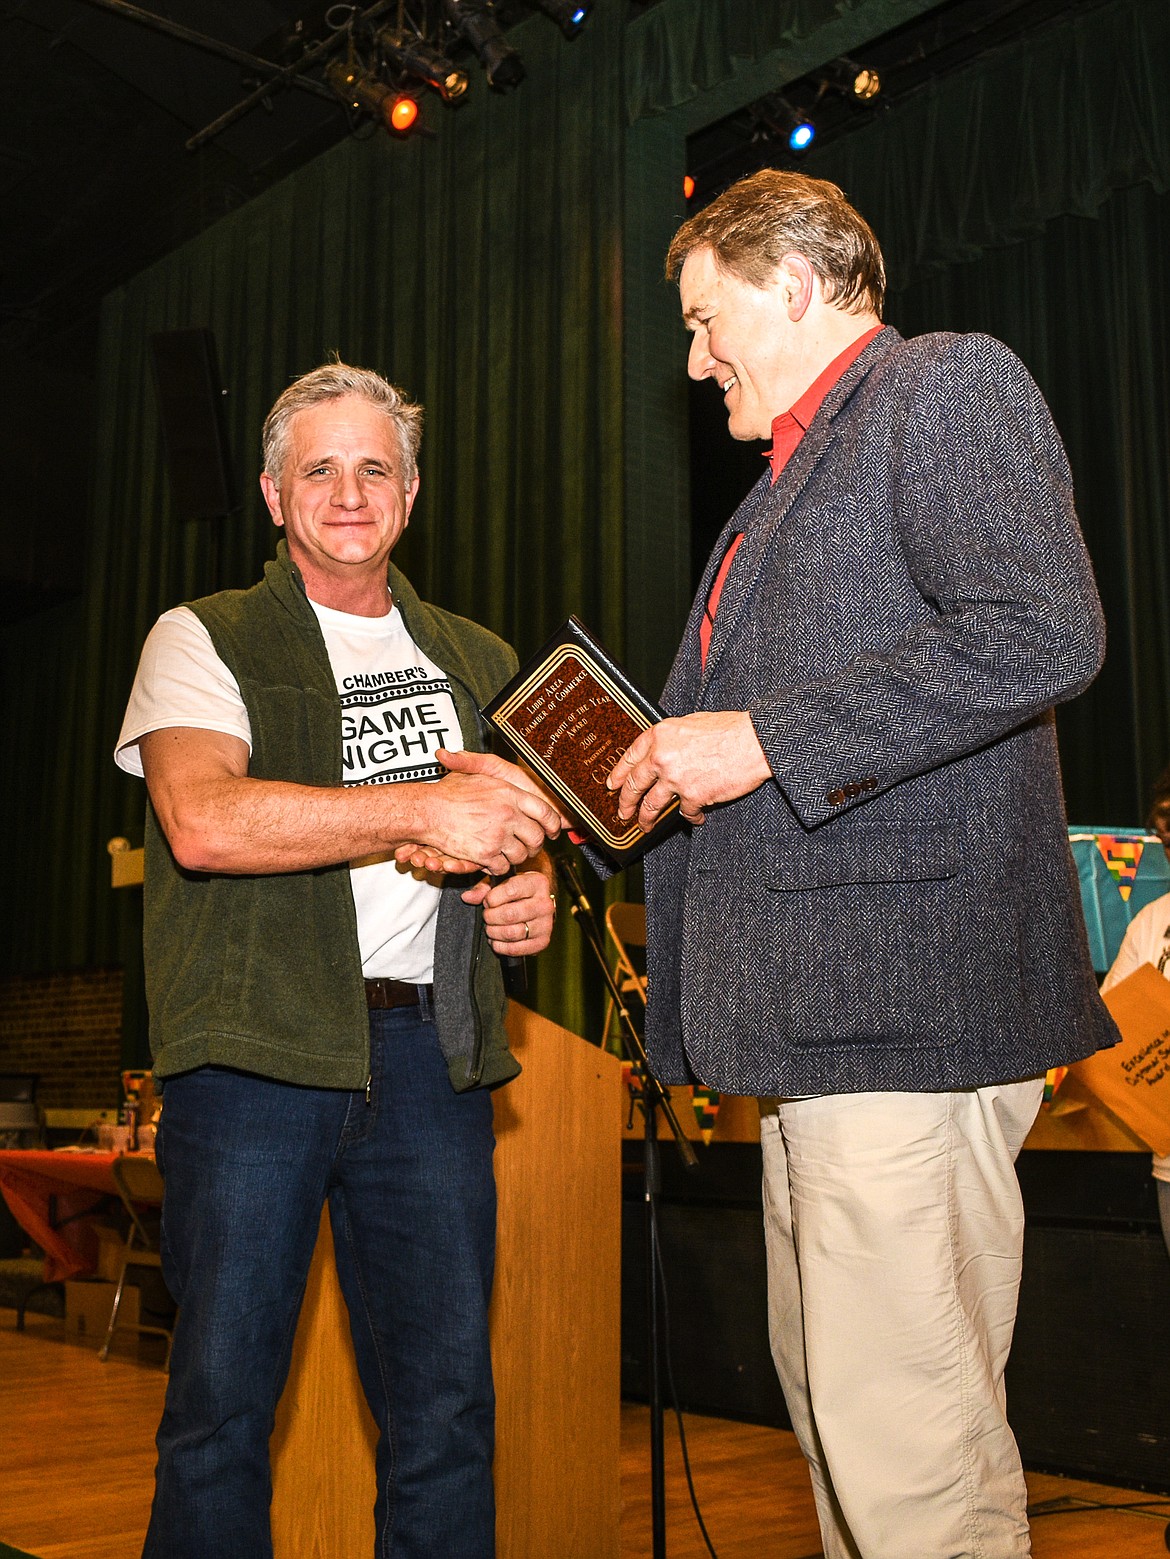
[441,1,525,91]
[72,0,593,150]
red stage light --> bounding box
[683,174,695,200]
[389,96,419,132]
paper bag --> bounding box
[1073,963,1170,1154]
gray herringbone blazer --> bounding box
[643,327,1120,1095]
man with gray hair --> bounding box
[116,361,562,1558]
[610,172,1117,1556]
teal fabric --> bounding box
[1070,830,1170,975]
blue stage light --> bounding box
[788,121,815,151]
[531,0,592,38]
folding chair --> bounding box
[99,1155,174,1367]
[604,901,647,1051]
[0,1072,43,1149]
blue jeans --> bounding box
[144,1001,497,1559]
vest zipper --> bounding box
[467,917,485,1085]
[365,1074,372,1105]
[391,628,488,1086]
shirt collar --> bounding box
[766,322,884,471]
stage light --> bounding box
[389,95,419,131]
[325,60,421,135]
[835,57,881,100]
[761,95,817,155]
[442,0,525,90]
[376,27,470,102]
[683,174,695,200]
[529,0,592,39]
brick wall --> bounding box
[0,968,124,1108]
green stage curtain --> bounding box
[797,0,1170,821]
[624,0,931,124]
[804,0,1168,283]
[0,0,626,1046]
[887,182,1170,824]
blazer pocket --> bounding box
[767,822,960,890]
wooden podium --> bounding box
[268,1001,622,1558]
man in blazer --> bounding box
[610,171,1118,1558]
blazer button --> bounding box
[862,777,877,792]
[844,783,860,799]
[826,788,846,805]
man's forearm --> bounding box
[142,729,560,879]
[152,771,459,875]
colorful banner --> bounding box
[691,1086,721,1144]
[1042,1066,1069,1105]
[1094,834,1145,901]
[621,1060,644,1103]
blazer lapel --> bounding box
[700,328,899,694]
[660,482,769,714]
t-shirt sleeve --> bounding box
[1100,893,1170,993]
[114,607,252,778]
[1101,920,1144,993]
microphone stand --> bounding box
[554,852,697,1559]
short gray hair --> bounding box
[261,361,424,485]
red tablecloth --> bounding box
[0,1149,148,1282]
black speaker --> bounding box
[149,329,237,521]
[622,1196,792,1428]
[619,1142,1170,1491]
[1008,1224,1170,1490]
[621,1142,792,1427]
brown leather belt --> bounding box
[363,978,432,1010]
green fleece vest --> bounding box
[143,541,520,1092]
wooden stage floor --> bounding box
[2,1310,1167,1558]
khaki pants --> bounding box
[760,1078,1044,1559]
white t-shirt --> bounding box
[1101,890,1170,1184]
[115,599,464,983]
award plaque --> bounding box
[481,616,680,865]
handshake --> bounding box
[394,747,570,880]
[393,749,570,959]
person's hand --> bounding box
[394,750,568,876]
[460,867,557,955]
[607,712,772,831]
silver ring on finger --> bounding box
[523,922,531,940]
